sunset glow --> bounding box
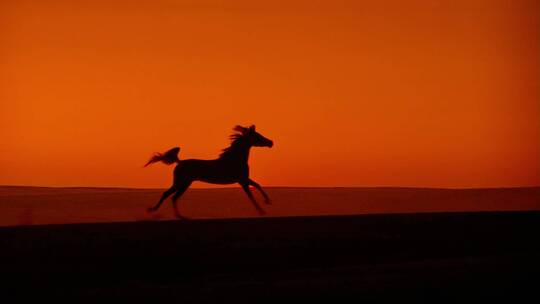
[1,0,538,188]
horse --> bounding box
[144,125,274,218]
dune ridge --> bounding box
[1,186,538,226]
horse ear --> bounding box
[249,125,256,132]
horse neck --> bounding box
[222,141,251,164]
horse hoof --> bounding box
[175,213,189,220]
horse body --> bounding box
[174,159,249,185]
[145,125,273,218]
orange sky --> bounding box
[1,0,539,188]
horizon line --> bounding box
[1,184,539,191]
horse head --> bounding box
[234,125,273,148]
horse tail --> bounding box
[144,147,181,167]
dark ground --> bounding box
[1,211,539,302]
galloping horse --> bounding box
[145,125,273,218]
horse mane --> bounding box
[219,126,249,158]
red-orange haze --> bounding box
[1,0,539,188]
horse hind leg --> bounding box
[148,186,176,212]
[171,181,192,219]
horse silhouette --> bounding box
[145,125,273,218]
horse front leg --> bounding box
[248,179,271,204]
[240,182,266,216]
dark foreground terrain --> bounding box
[1,211,539,302]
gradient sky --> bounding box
[1,0,539,188]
